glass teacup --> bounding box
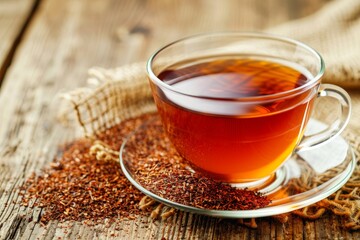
[146,32,351,183]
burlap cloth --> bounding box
[62,0,360,230]
[268,0,360,88]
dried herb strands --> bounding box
[20,112,270,225]
[20,114,152,224]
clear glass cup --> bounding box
[146,32,351,184]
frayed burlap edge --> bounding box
[62,62,155,137]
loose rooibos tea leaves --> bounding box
[20,113,270,225]
[20,115,150,224]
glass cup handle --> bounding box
[296,84,352,152]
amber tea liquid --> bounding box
[151,57,316,182]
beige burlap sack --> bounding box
[268,0,360,87]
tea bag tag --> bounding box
[298,119,348,173]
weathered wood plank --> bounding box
[0,0,36,85]
[0,0,360,239]
[0,0,147,238]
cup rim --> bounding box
[146,31,325,102]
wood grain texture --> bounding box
[0,0,37,85]
[0,0,359,239]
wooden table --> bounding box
[1,0,360,239]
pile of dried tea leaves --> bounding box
[20,113,271,225]
[20,115,151,224]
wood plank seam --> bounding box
[0,0,42,88]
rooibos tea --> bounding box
[153,57,315,181]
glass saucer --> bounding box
[119,115,356,218]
